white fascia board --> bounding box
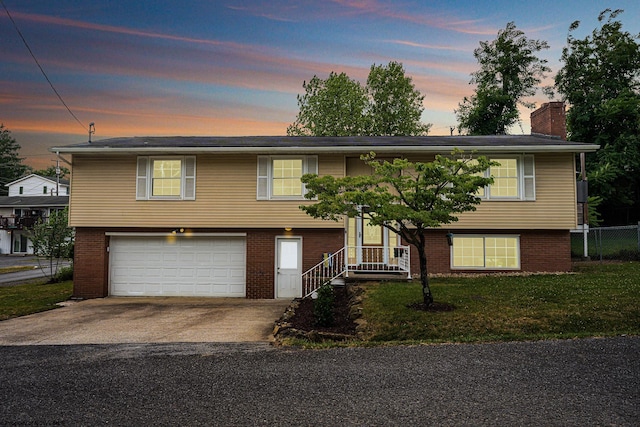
[50,144,600,155]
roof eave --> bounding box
[51,144,600,155]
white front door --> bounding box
[347,215,397,266]
[275,237,302,298]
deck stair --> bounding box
[301,245,411,297]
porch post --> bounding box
[343,226,349,278]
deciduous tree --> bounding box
[287,62,431,136]
[367,61,430,136]
[32,165,70,179]
[300,152,495,307]
[554,9,640,224]
[456,22,550,135]
[29,208,74,281]
[286,72,369,136]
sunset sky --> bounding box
[1,0,639,168]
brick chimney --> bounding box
[530,101,566,140]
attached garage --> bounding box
[109,234,246,297]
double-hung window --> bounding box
[452,235,520,270]
[257,156,318,200]
[477,155,535,200]
[136,156,196,200]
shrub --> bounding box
[313,284,335,327]
[53,265,73,283]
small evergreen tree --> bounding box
[0,124,30,195]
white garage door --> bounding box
[109,236,246,297]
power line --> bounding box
[1,0,87,132]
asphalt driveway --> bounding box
[0,297,291,345]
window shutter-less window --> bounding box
[184,156,196,200]
[257,156,269,200]
[136,157,148,200]
[523,155,535,200]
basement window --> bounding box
[451,235,520,270]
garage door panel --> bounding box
[110,236,246,297]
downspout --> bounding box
[579,152,589,259]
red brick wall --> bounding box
[73,226,568,299]
[73,228,109,299]
[245,228,343,298]
[73,227,343,299]
[408,229,572,275]
[520,230,572,272]
[530,102,566,140]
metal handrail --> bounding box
[301,245,412,297]
[301,247,346,297]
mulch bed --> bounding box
[288,286,358,335]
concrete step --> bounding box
[345,271,411,282]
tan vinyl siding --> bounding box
[454,153,576,229]
[69,152,577,230]
[69,154,344,228]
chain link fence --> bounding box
[571,223,640,261]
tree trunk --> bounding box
[416,233,433,307]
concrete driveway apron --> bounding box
[0,297,291,345]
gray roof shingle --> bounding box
[51,135,598,154]
[0,196,69,208]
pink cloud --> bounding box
[11,11,246,50]
[386,39,473,53]
[225,0,498,35]
[329,0,498,35]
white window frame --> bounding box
[479,155,535,201]
[450,234,521,270]
[136,156,196,201]
[256,155,318,200]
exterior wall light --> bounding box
[446,232,454,247]
[284,227,292,232]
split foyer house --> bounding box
[0,174,70,255]
[51,102,598,300]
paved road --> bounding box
[0,255,71,285]
[1,337,637,426]
[0,255,41,268]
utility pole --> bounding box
[55,158,60,196]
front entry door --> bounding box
[276,237,302,298]
[361,217,384,265]
[347,215,398,266]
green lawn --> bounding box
[359,262,640,344]
[0,266,38,274]
[0,281,73,321]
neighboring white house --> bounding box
[7,174,69,197]
[0,175,69,255]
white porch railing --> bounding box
[301,245,411,297]
[346,245,410,274]
[302,247,347,297]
